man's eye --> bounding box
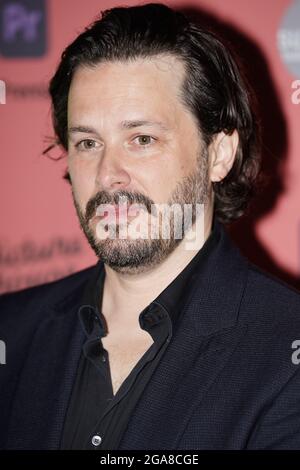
[133,135,156,146]
[75,139,99,151]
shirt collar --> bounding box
[78,217,221,338]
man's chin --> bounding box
[88,237,174,274]
[80,215,184,273]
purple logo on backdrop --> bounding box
[0,0,46,57]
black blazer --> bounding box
[1,222,300,450]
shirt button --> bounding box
[91,435,102,446]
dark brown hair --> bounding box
[47,2,261,224]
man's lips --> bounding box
[94,204,139,224]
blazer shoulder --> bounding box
[247,261,300,300]
[0,262,99,325]
[243,260,300,324]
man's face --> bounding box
[67,54,212,274]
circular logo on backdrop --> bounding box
[277,0,300,77]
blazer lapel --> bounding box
[118,321,248,450]
[6,289,86,450]
[118,224,249,450]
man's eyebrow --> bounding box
[68,126,99,136]
[68,120,170,136]
[119,120,170,131]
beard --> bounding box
[71,147,210,274]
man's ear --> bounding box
[209,130,239,183]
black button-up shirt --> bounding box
[60,219,220,450]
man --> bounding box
[1,2,300,450]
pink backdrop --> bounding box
[0,0,299,294]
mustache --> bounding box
[84,190,154,224]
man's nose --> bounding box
[95,146,131,191]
